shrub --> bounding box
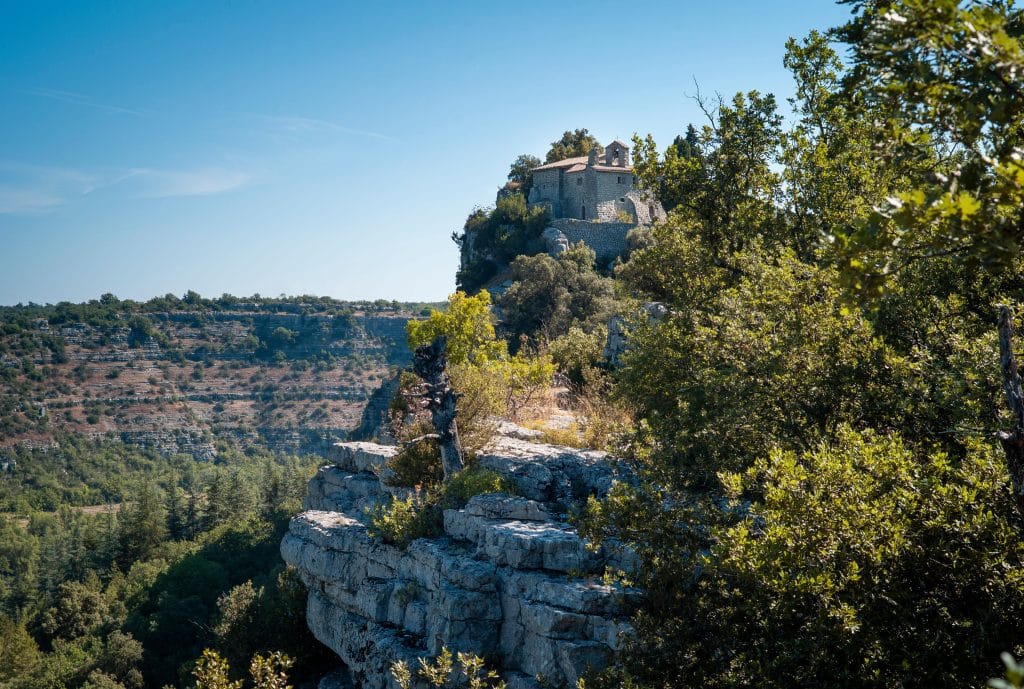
[498,244,618,344]
[367,467,515,548]
[392,647,505,689]
[437,466,515,510]
[386,426,444,489]
[403,292,554,450]
[406,291,506,367]
[365,492,442,547]
[582,429,1024,688]
[192,648,294,689]
[445,363,503,454]
[575,368,631,452]
[549,326,606,388]
[486,352,555,423]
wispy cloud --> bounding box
[25,88,147,116]
[125,167,252,198]
[0,162,102,215]
[260,114,394,141]
[0,187,65,215]
[0,162,252,215]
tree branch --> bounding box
[996,304,1024,521]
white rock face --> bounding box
[281,432,637,689]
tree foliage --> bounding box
[578,4,1024,688]
[507,154,541,199]
[584,431,1024,688]
[392,647,506,689]
[498,242,618,345]
[0,615,39,682]
[455,194,550,294]
[407,291,506,366]
[631,91,783,259]
[406,292,555,428]
[833,0,1024,293]
[617,245,909,488]
[545,128,602,163]
[0,438,327,689]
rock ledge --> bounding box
[281,431,636,689]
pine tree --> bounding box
[261,467,284,518]
[186,490,201,540]
[117,483,168,567]
[205,473,230,530]
[165,486,185,541]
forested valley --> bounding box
[0,294,433,689]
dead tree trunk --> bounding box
[413,335,465,483]
[996,305,1024,520]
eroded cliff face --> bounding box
[0,309,412,458]
[281,429,637,689]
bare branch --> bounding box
[412,336,465,482]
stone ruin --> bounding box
[280,427,639,689]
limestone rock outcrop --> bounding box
[281,430,637,689]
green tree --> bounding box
[0,615,40,682]
[41,575,111,641]
[406,291,506,366]
[507,153,541,198]
[205,473,232,531]
[454,194,549,294]
[166,486,186,541]
[548,326,607,388]
[583,8,1024,689]
[93,631,144,689]
[545,128,601,163]
[833,0,1024,292]
[117,483,168,566]
[498,242,618,344]
[213,581,267,669]
[618,244,907,487]
[0,516,39,617]
[584,430,1024,688]
[631,90,783,259]
[779,30,930,262]
[268,328,295,350]
[80,670,127,689]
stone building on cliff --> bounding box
[527,140,663,225]
[527,140,666,265]
[458,138,667,292]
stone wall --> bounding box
[533,167,634,224]
[530,169,564,217]
[590,170,632,222]
[547,219,633,264]
[281,431,638,689]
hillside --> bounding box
[0,294,436,460]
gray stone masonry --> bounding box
[281,426,639,689]
[526,141,666,266]
[544,219,635,265]
[526,141,665,227]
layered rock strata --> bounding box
[282,432,637,689]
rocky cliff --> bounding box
[281,429,638,689]
[0,305,415,458]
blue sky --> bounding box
[0,0,853,306]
